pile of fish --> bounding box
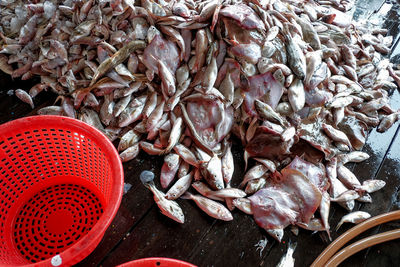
[1,0,400,241]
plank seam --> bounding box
[97,204,156,266]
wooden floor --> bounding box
[1,1,400,266]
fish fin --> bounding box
[180,192,193,200]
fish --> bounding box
[276,242,297,267]
[266,229,284,242]
[202,154,224,190]
[146,101,165,132]
[166,172,193,200]
[37,106,64,115]
[119,144,140,162]
[304,51,323,87]
[158,59,176,97]
[255,99,285,126]
[90,40,146,86]
[320,191,331,238]
[160,153,180,189]
[337,165,362,189]
[193,29,208,72]
[15,89,34,109]
[283,24,306,79]
[337,151,370,164]
[245,178,267,195]
[377,112,400,133]
[174,144,200,168]
[232,198,253,215]
[192,181,224,201]
[201,57,218,93]
[182,192,233,221]
[165,117,183,153]
[113,95,131,117]
[0,0,395,240]
[288,79,305,112]
[240,164,268,188]
[330,190,360,202]
[355,179,386,193]
[322,123,352,148]
[336,211,371,231]
[208,188,246,199]
[140,170,184,224]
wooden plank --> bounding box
[187,208,275,267]
[99,139,245,266]
[0,74,55,123]
[352,0,386,22]
[76,206,136,266]
[341,125,400,266]
[76,152,165,266]
[363,189,400,267]
[99,202,216,266]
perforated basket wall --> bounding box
[0,116,123,266]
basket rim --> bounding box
[117,257,197,267]
[0,115,124,267]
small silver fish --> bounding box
[15,89,34,109]
[336,211,371,231]
[263,229,282,243]
[90,40,146,86]
[255,99,285,125]
[276,242,297,267]
[232,198,253,215]
[221,143,234,184]
[337,165,362,188]
[297,218,326,232]
[320,191,331,237]
[192,181,224,201]
[113,95,131,117]
[240,164,268,188]
[119,144,140,162]
[201,57,218,93]
[338,151,370,164]
[245,178,266,194]
[37,106,64,115]
[281,126,296,142]
[284,23,306,79]
[140,141,164,155]
[158,59,176,97]
[146,101,165,132]
[174,144,199,168]
[330,190,359,202]
[140,170,184,224]
[165,117,183,153]
[160,153,180,189]
[322,123,352,148]
[182,192,233,221]
[202,154,224,190]
[208,188,246,199]
[288,78,305,112]
[378,112,400,133]
[166,172,193,200]
[219,71,234,106]
[356,179,386,193]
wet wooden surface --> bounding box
[1,1,400,266]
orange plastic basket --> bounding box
[0,115,124,266]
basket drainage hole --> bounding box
[156,262,161,266]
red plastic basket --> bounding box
[117,258,197,267]
[0,115,124,266]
